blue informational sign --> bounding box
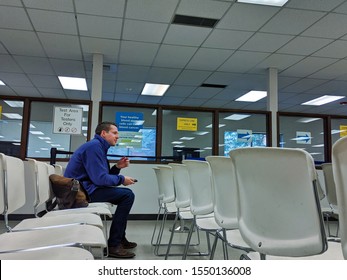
[116,112,144,132]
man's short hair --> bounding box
[95,121,117,135]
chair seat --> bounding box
[13,213,103,230]
[0,224,106,252]
[224,229,253,251]
[43,206,112,217]
[196,215,220,231]
[0,247,94,260]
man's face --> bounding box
[101,125,119,146]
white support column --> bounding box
[91,53,103,134]
[267,67,278,147]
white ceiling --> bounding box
[1,0,347,115]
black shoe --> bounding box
[108,245,136,259]
[121,238,137,249]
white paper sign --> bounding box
[53,106,83,135]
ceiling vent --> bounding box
[200,83,226,89]
[172,14,219,28]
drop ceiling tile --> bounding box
[49,59,85,77]
[159,96,184,106]
[240,33,294,53]
[253,54,305,72]
[80,37,120,63]
[201,99,229,108]
[11,86,41,97]
[123,19,168,43]
[0,6,32,30]
[203,29,253,50]
[65,90,90,100]
[102,92,115,102]
[175,70,212,86]
[309,59,347,79]
[277,36,333,56]
[189,87,222,99]
[23,0,74,12]
[115,81,144,95]
[281,78,328,93]
[163,25,211,47]
[180,98,207,107]
[119,41,159,66]
[28,74,61,88]
[313,40,347,58]
[125,0,179,23]
[27,9,77,35]
[153,45,197,68]
[260,8,325,35]
[147,68,181,84]
[117,65,150,82]
[281,57,338,77]
[75,0,125,17]
[164,85,196,97]
[186,48,234,71]
[0,72,32,86]
[2,0,22,6]
[217,3,279,31]
[38,88,66,99]
[114,93,139,103]
[77,14,122,39]
[0,55,23,73]
[137,95,161,104]
[38,33,82,59]
[177,0,231,19]
[0,29,46,56]
[102,80,116,92]
[333,1,347,14]
[302,13,347,39]
[213,89,238,100]
[218,51,269,73]
[14,56,55,75]
[305,80,347,94]
[286,0,345,11]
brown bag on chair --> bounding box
[49,174,90,209]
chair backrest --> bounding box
[206,156,238,229]
[332,136,347,259]
[26,159,51,215]
[0,153,6,214]
[168,163,190,209]
[54,164,64,175]
[321,163,338,207]
[230,147,327,258]
[182,160,214,215]
[155,165,175,204]
[0,154,26,215]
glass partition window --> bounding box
[0,99,24,157]
[219,112,268,156]
[331,117,347,146]
[27,102,90,158]
[162,110,213,160]
[102,106,157,161]
[279,115,325,163]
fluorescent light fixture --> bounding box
[193,131,209,135]
[12,143,20,145]
[204,147,212,150]
[224,114,251,120]
[82,126,88,131]
[141,83,170,96]
[58,76,88,91]
[174,145,185,148]
[297,117,321,123]
[38,137,51,140]
[30,124,36,128]
[40,148,49,150]
[0,80,5,85]
[76,105,89,111]
[180,137,195,140]
[332,129,347,135]
[309,152,322,156]
[206,124,226,128]
[152,110,157,116]
[2,113,22,119]
[172,141,183,144]
[236,90,267,102]
[51,144,61,147]
[237,0,288,6]
[312,144,324,148]
[4,100,23,107]
[45,141,52,144]
[30,131,44,135]
[302,95,345,106]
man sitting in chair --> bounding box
[65,121,137,258]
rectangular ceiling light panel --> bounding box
[301,95,345,106]
[236,90,267,102]
[58,76,88,91]
[237,0,288,6]
[141,83,170,96]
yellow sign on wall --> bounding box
[177,117,197,131]
[340,125,347,137]
[0,106,2,119]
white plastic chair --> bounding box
[332,136,347,259]
[0,154,107,257]
[206,156,253,259]
[164,163,201,259]
[152,165,177,256]
[229,147,328,259]
[321,163,339,237]
[180,160,220,260]
[0,244,94,260]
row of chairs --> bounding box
[152,136,347,260]
[0,154,112,260]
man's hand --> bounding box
[123,176,137,186]
[116,157,130,169]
